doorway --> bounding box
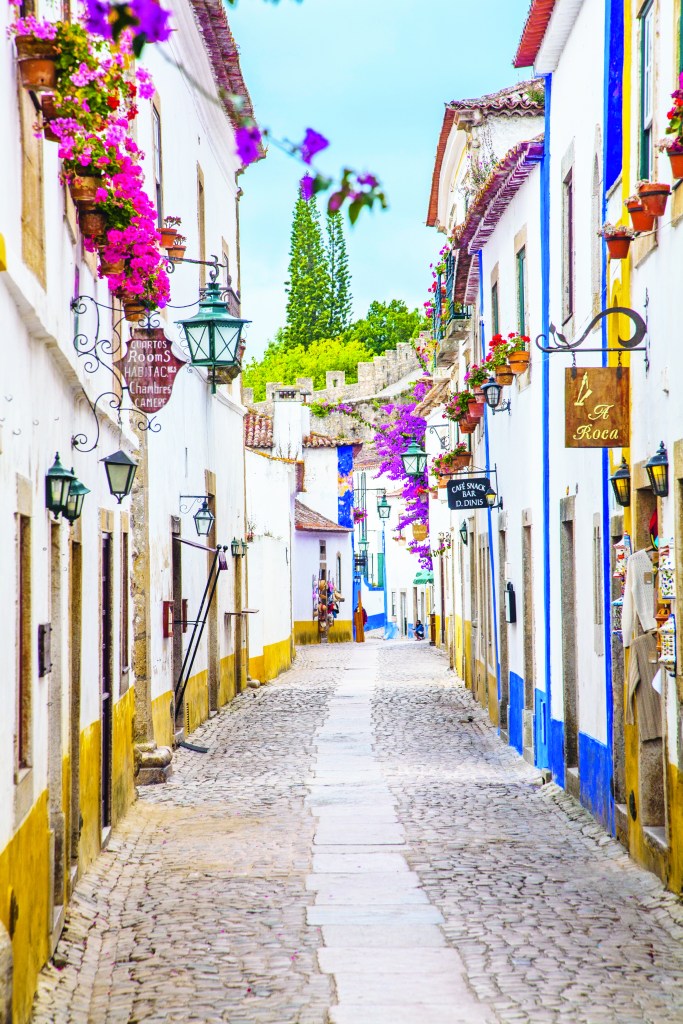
[101,533,113,832]
[400,590,407,637]
[69,538,82,872]
[49,524,65,936]
[172,530,183,723]
[560,497,579,795]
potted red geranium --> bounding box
[431,445,471,487]
[488,335,514,386]
[507,333,530,374]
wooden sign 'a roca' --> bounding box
[565,367,629,448]
[114,329,186,414]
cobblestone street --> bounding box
[33,641,683,1023]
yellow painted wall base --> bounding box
[294,620,352,645]
[219,653,236,707]
[151,690,174,749]
[249,635,294,683]
[78,719,101,874]
[183,668,209,735]
[112,687,136,826]
[0,792,50,1024]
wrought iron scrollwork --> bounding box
[535,306,648,360]
[69,294,163,453]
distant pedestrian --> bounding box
[414,619,425,641]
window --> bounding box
[17,514,32,771]
[120,527,130,681]
[491,281,499,335]
[336,553,342,592]
[152,105,163,227]
[562,170,575,322]
[516,247,527,335]
[391,591,396,618]
[593,515,604,656]
[319,540,326,561]
[640,2,654,180]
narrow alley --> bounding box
[33,642,683,1024]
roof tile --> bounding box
[295,500,351,533]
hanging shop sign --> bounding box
[447,476,490,510]
[114,329,186,414]
[565,367,629,448]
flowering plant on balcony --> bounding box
[430,445,470,478]
[352,507,367,523]
[443,390,473,422]
[659,72,683,152]
[485,334,512,367]
[599,222,635,240]
[463,362,489,389]
[507,332,531,353]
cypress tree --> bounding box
[284,189,330,349]
[326,210,353,336]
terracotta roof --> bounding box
[452,137,544,304]
[514,0,557,68]
[426,82,543,227]
[244,414,342,450]
[413,379,451,417]
[295,500,352,533]
[188,0,264,159]
[244,412,273,448]
[427,107,457,227]
[353,446,383,471]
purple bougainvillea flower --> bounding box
[300,128,329,165]
[236,125,262,166]
[357,173,379,188]
[83,0,113,38]
[300,174,315,201]
[131,0,173,42]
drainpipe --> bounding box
[479,250,502,720]
[541,73,553,773]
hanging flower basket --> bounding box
[668,151,683,178]
[18,56,57,91]
[122,299,147,323]
[508,350,530,374]
[624,197,655,233]
[412,523,428,541]
[459,418,476,434]
[79,210,106,240]
[637,181,671,218]
[161,227,178,249]
[494,365,514,386]
[467,398,485,420]
[99,256,125,276]
[14,35,59,59]
[69,175,101,209]
[40,93,59,142]
[167,235,187,261]
[605,235,632,259]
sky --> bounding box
[228,0,533,359]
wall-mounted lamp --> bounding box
[481,377,510,415]
[64,473,90,524]
[459,521,468,545]
[45,452,75,519]
[101,449,137,504]
[231,537,242,557]
[241,539,248,557]
[485,485,503,510]
[377,494,391,520]
[180,495,215,537]
[609,458,631,508]
[645,441,669,498]
[400,439,428,478]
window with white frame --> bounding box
[640,2,654,180]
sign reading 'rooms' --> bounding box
[447,477,490,510]
[565,367,630,447]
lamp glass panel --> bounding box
[185,323,212,364]
[106,461,136,499]
[214,322,241,363]
[194,504,214,537]
[647,463,668,497]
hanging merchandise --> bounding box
[611,534,631,641]
[659,540,676,600]
[659,613,676,671]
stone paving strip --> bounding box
[32,639,683,1024]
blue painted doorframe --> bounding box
[541,73,554,776]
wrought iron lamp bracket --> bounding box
[426,424,451,450]
[179,494,210,515]
[69,294,161,453]
[535,305,649,372]
[490,399,511,416]
[165,252,228,287]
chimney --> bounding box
[272,388,304,458]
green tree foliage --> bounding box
[347,299,422,356]
[284,190,330,348]
[326,210,353,336]
[243,334,374,402]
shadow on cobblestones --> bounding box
[373,641,683,1024]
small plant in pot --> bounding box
[624,194,655,233]
[487,334,514,385]
[600,222,635,260]
[637,179,671,218]
[167,234,187,260]
[659,71,683,178]
[161,215,182,249]
[431,445,471,486]
[463,362,489,398]
[507,333,531,374]
[658,137,683,179]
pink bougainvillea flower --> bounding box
[299,128,329,165]
[235,124,262,165]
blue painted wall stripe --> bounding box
[509,672,524,754]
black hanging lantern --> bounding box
[610,458,631,508]
[101,450,137,504]
[193,500,215,537]
[45,452,75,519]
[377,494,391,520]
[64,474,90,524]
[241,540,248,557]
[400,440,427,478]
[459,520,468,545]
[645,442,669,498]
[230,537,241,557]
[176,281,250,394]
[481,377,503,409]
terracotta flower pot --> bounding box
[123,299,147,323]
[40,93,61,141]
[18,56,57,91]
[605,235,632,260]
[625,199,655,233]
[69,175,101,209]
[667,150,683,179]
[467,399,485,420]
[167,244,186,261]
[79,210,106,239]
[508,350,530,374]
[412,524,428,541]
[437,475,449,489]
[473,386,485,399]
[459,418,476,435]
[161,227,178,248]
[495,365,514,386]
[15,35,58,59]
[99,257,125,276]
[638,182,671,218]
